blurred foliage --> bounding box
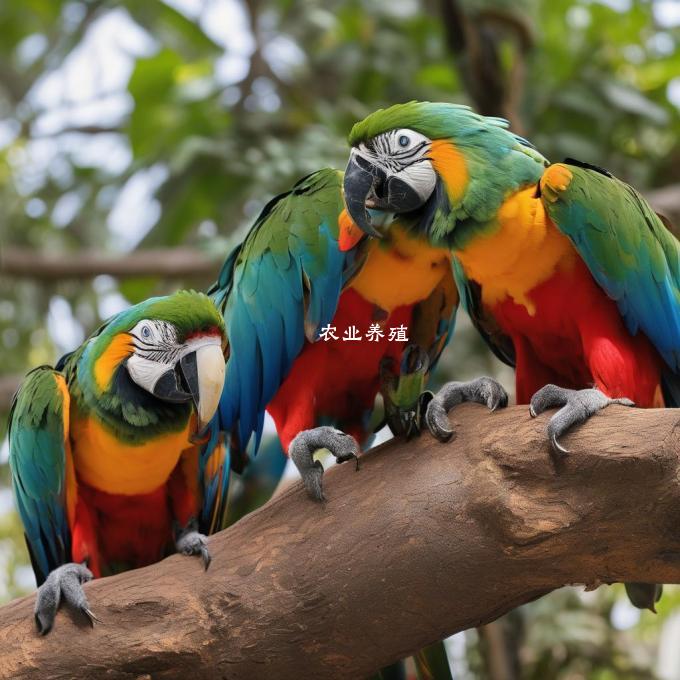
[1,0,680,676]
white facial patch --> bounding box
[126,319,220,395]
[126,353,174,394]
[355,128,437,201]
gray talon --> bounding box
[176,521,211,570]
[289,426,360,501]
[34,562,94,635]
[530,384,635,457]
[425,399,454,442]
[425,377,509,443]
[83,608,103,626]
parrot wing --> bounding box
[209,168,365,456]
[451,257,516,368]
[197,434,231,535]
[542,161,680,382]
[380,262,459,437]
[8,367,76,585]
[410,262,459,373]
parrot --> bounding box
[208,167,507,501]
[8,290,229,634]
[342,100,680,611]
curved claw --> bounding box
[289,427,361,501]
[531,385,635,461]
[333,451,360,471]
[199,545,212,571]
[550,433,569,456]
[488,392,508,412]
[35,611,54,636]
[425,377,508,443]
[83,607,103,627]
[176,526,212,570]
[425,400,454,443]
[529,384,566,418]
[34,562,94,635]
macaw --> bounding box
[342,101,679,610]
[208,168,507,500]
[8,290,228,634]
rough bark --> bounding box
[2,403,680,679]
[0,247,222,281]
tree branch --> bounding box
[1,404,680,678]
[31,124,123,137]
[0,247,223,281]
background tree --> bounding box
[1,0,680,677]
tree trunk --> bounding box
[1,403,680,679]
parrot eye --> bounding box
[398,135,410,148]
[141,325,152,339]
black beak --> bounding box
[151,352,198,404]
[179,351,200,411]
[344,152,431,237]
[343,153,385,237]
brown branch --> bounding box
[0,246,223,281]
[1,404,680,678]
[31,124,123,137]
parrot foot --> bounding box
[289,426,360,502]
[176,520,211,570]
[34,562,99,635]
[425,377,508,443]
[529,384,634,458]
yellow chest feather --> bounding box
[70,411,194,496]
[455,186,577,315]
[349,227,451,311]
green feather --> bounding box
[70,290,225,444]
[8,366,71,583]
[349,102,547,234]
[542,163,680,372]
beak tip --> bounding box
[344,153,385,239]
[194,343,226,429]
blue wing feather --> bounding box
[8,367,72,585]
[207,169,354,457]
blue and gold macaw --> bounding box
[208,168,505,500]
[9,291,228,633]
[343,100,680,610]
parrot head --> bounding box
[82,290,226,434]
[344,101,548,243]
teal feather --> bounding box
[9,290,231,581]
[8,367,71,585]
[208,169,358,454]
